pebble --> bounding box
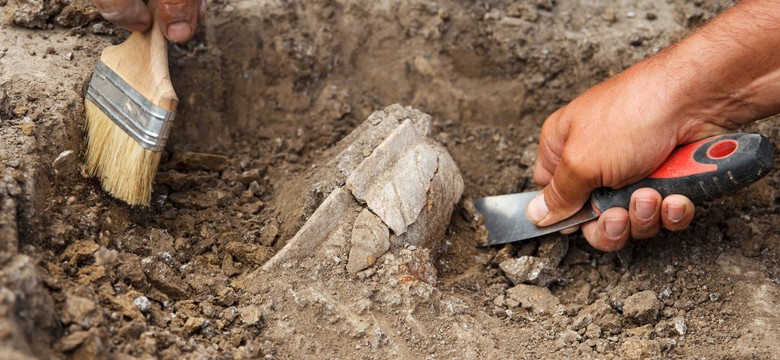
[499,256,561,286]
[52,150,77,176]
[622,290,661,324]
[506,284,560,314]
[238,305,263,326]
[673,317,687,336]
[133,296,151,313]
[20,117,34,136]
[183,317,208,334]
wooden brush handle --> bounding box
[99,0,178,111]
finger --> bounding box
[93,0,151,32]
[559,224,580,235]
[528,151,595,227]
[582,208,630,252]
[198,0,207,23]
[629,188,662,239]
[533,110,565,186]
[661,195,695,231]
[158,0,200,43]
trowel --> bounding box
[475,133,775,246]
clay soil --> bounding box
[2,0,780,359]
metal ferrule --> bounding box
[85,60,175,152]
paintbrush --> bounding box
[84,0,177,206]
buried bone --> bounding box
[262,105,463,273]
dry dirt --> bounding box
[2,0,780,359]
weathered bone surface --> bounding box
[262,104,464,273]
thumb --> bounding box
[526,158,595,227]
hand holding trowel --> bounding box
[475,133,774,246]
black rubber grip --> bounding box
[590,133,774,213]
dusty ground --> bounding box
[2,0,780,359]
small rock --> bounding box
[491,243,517,266]
[57,330,92,352]
[238,305,263,326]
[62,294,97,326]
[708,293,720,302]
[20,117,34,136]
[573,298,613,330]
[673,317,687,336]
[584,324,602,340]
[225,242,267,265]
[558,330,582,348]
[53,150,77,176]
[646,12,657,21]
[260,222,279,247]
[623,290,661,324]
[506,284,560,314]
[133,296,151,313]
[183,317,207,334]
[65,52,73,61]
[94,247,118,267]
[238,168,264,185]
[145,262,191,300]
[537,236,568,267]
[499,256,561,286]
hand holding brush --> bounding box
[85,0,179,206]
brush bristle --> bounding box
[85,99,161,206]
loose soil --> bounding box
[2,0,780,359]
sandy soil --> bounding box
[2,0,780,359]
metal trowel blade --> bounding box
[474,191,598,246]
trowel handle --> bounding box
[590,133,774,213]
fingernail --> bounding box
[667,205,685,223]
[635,199,656,221]
[527,193,549,224]
[604,217,627,238]
[167,22,193,42]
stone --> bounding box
[537,236,569,267]
[52,150,77,176]
[506,284,560,314]
[165,151,229,172]
[19,117,34,135]
[145,262,191,300]
[62,294,97,326]
[225,242,267,265]
[56,330,91,353]
[238,305,263,326]
[183,317,207,334]
[347,209,390,275]
[499,256,561,286]
[673,316,687,336]
[133,296,151,313]
[572,298,613,330]
[623,290,661,324]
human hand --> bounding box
[526,58,732,251]
[93,0,207,43]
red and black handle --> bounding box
[590,133,775,213]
